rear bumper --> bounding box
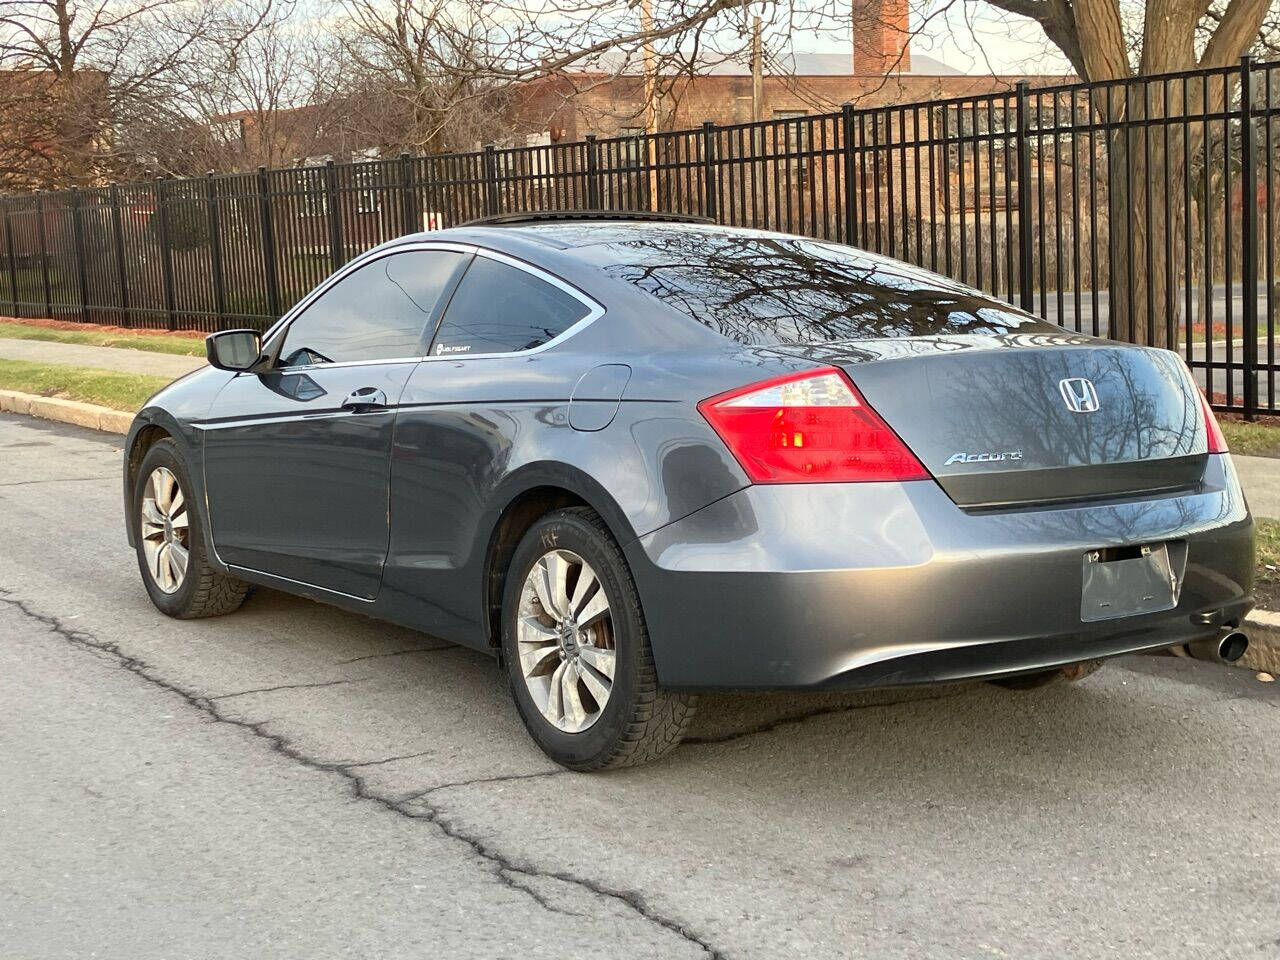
[627,454,1255,690]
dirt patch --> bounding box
[0,316,205,339]
[1215,409,1280,428]
[1254,518,1280,614]
[1254,581,1280,612]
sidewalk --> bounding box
[1235,455,1280,520]
[0,337,205,379]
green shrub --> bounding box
[148,203,210,251]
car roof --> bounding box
[391,219,804,261]
[492,220,786,248]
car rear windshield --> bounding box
[592,229,1057,345]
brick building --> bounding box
[511,0,1073,143]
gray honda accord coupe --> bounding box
[123,213,1255,769]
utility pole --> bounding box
[750,15,763,123]
[641,0,659,210]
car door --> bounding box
[202,245,470,600]
[381,251,602,637]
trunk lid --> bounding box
[779,333,1210,508]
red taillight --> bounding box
[1198,389,1229,453]
[697,367,930,483]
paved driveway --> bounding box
[1,413,1278,959]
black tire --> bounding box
[990,659,1105,690]
[500,506,697,770]
[132,438,250,619]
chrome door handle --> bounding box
[341,387,388,411]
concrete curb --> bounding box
[1241,609,1280,675]
[0,389,132,435]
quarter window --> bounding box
[430,256,591,357]
[278,250,464,367]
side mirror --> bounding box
[206,329,262,371]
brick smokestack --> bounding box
[852,0,910,75]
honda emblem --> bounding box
[1058,377,1100,413]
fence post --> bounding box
[108,186,131,325]
[1240,55,1259,421]
[257,165,281,319]
[324,159,345,268]
[1015,81,1035,313]
[585,135,601,209]
[154,178,178,330]
[399,152,417,235]
[841,103,857,245]
[483,144,500,216]
[205,173,227,327]
[35,192,52,317]
[702,121,719,221]
[2,204,19,316]
[69,188,90,323]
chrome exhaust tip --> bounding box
[1185,630,1249,664]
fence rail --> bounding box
[2,56,1279,415]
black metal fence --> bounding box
[2,56,1279,415]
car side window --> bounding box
[429,256,591,357]
[277,250,465,367]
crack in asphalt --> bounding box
[0,475,117,487]
[208,678,372,700]
[338,750,437,770]
[337,646,453,664]
[0,588,725,959]
[407,769,568,803]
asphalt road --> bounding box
[2,413,1278,960]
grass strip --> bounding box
[0,321,204,357]
[0,358,172,411]
[1256,517,1280,585]
[1219,419,1280,459]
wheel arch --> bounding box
[123,409,203,550]
[480,464,638,649]
[124,419,175,548]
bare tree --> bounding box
[327,0,513,154]
[325,0,896,150]
[130,2,355,175]
[941,0,1273,345]
[0,0,226,187]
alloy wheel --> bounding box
[516,549,616,733]
[140,466,190,594]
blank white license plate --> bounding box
[1080,543,1183,622]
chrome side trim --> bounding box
[267,356,424,377]
[226,563,377,604]
[200,410,374,429]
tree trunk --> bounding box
[984,0,1269,348]
[1106,81,1194,349]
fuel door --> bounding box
[568,363,632,432]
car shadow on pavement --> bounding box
[204,586,1277,805]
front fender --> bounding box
[122,408,200,546]
[121,367,228,558]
